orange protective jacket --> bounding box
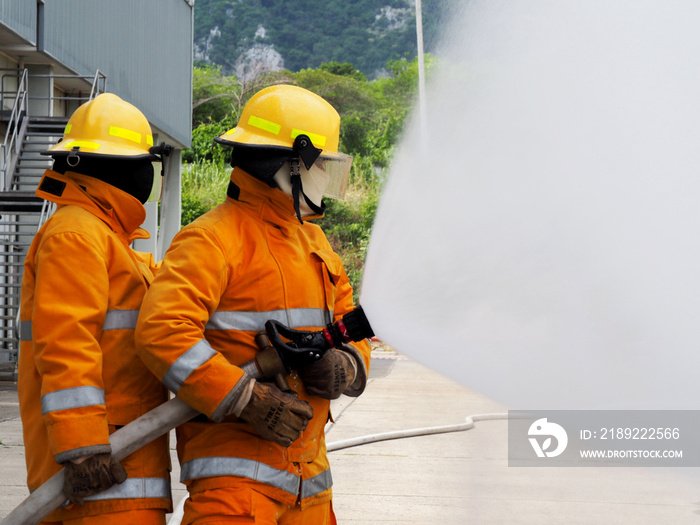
[136,168,371,509]
[18,170,171,521]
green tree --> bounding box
[192,64,239,127]
[319,62,366,82]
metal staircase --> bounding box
[0,68,105,381]
[12,117,65,191]
[0,118,64,380]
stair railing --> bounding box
[89,69,107,99]
[0,69,28,191]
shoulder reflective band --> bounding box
[180,456,301,495]
[82,477,170,502]
[301,469,333,500]
[291,128,326,148]
[41,385,105,415]
[109,126,141,144]
[206,308,332,332]
[246,115,281,136]
[64,140,100,150]
[162,339,217,394]
[103,309,139,331]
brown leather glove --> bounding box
[298,348,357,399]
[63,453,128,505]
[239,382,314,447]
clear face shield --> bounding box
[147,142,173,203]
[147,161,164,203]
[308,152,353,201]
[273,152,353,217]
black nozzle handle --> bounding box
[263,306,375,372]
[264,320,328,372]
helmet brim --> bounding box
[214,130,346,160]
[42,139,160,161]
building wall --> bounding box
[41,0,192,147]
[0,1,36,44]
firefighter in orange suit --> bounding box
[136,85,371,524]
[18,93,172,524]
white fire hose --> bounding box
[0,398,197,525]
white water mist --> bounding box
[361,0,700,409]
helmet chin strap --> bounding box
[290,158,325,224]
[290,134,325,224]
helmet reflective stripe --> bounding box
[109,126,141,144]
[291,128,326,148]
[240,116,328,149]
[246,115,281,135]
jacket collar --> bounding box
[229,168,322,237]
[36,169,149,241]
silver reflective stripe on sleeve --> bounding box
[19,320,32,342]
[180,457,301,496]
[301,468,333,500]
[19,309,139,342]
[103,309,139,331]
[162,339,217,394]
[82,477,171,502]
[41,386,105,415]
[206,308,332,332]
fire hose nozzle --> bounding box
[242,306,376,390]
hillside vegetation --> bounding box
[182,56,433,298]
[193,0,450,78]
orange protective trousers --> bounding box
[183,486,336,525]
[41,509,166,524]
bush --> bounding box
[181,161,230,226]
[183,119,233,164]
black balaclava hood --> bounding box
[230,145,289,187]
[52,156,154,204]
[228,137,324,223]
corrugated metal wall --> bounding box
[0,1,35,44]
[41,0,192,147]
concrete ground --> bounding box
[2,346,700,524]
